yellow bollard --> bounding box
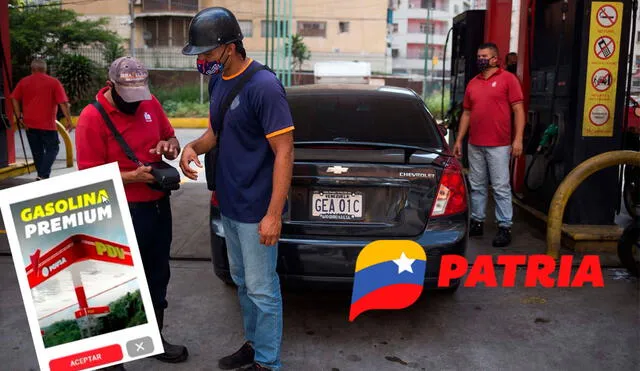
[55,121,74,168]
[546,150,640,259]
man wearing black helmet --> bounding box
[179,7,293,371]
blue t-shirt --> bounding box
[209,60,294,223]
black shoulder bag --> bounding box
[92,101,181,192]
[205,63,272,191]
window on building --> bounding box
[636,55,640,65]
[239,20,253,37]
[392,49,399,58]
[393,23,399,32]
[633,79,640,87]
[297,21,327,37]
[142,16,192,47]
[339,21,350,33]
[421,0,435,9]
[171,18,188,47]
[143,0,198,12]
[420,23,435,34]
[637,31,640,42]
[261,20,290,37]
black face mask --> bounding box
[111,86,141,115]
[507,64,517,73]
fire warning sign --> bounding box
[582,1,624,137]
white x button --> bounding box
[126,336,154,357]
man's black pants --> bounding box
[26,129,59,179]
[128,195,172,312]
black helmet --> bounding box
[182,7,244,55]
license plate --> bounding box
[311,191,364,220]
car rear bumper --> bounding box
[210,206,468,289]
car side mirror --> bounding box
[437,124,448,137]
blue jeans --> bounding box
[26,129,59,178]
[468,144,513,228]
[221,214,283,371]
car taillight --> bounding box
[210,191,219,207]
[430,163,467,217]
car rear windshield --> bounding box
[287,93,443,149]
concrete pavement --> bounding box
[1,255,638,370]
[1,129,638,370]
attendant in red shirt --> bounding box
[75,57,188,368]
[453,43,525,247]
[10,59,72,180]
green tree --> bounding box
[103,40,126,66]
[52,54,105,110]
[288,34,310,84]
[42,319,82,348]
[9,2,121,82]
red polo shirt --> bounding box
[463,68,524,146]
[75,86,176,202]
[11,72,68,131]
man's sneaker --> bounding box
[493,227,512,247]
[218,342,255,370]
[240,363,272,371]
[469,220,484,237]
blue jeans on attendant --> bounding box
[468,144,513,228]
[221,214,283,371]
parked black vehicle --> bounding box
[209,84,469,292]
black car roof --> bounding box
[285,84,421,100]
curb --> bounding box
[71,116,209,129]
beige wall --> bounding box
[63,0,129,15]
[204,0,387,54]
[65,0,388,54]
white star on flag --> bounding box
[393,252,416,274]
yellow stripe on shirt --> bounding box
[265,126,294,139]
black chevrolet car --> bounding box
[209,84,469,292]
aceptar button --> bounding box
[49,344,123,371]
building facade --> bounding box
[388,0,473,87]
[62,0,392,73]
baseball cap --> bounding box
[108,56,152,102]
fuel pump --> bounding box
[447,9,486,168]
[520,0,633,225]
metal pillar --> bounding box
[483,0,512,58]
[422,5,432,98]
[265,0,293,86]
[129,0,136,57]
[1,0,15,165]
[265,0,270,66]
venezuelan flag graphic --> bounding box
[349,240,427,321]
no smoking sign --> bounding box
[597,5,618,28]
